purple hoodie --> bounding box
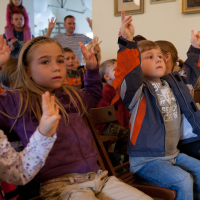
[0,66,102,183]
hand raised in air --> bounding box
[120,10,135,41]
[191,30,200,49]
[80,42,97,69]
[0,35,11,67]
[39,92,61,137]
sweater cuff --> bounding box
[118,36,137,49]
[85,64,100,79]
[189,45,200,54]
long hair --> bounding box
[9,0,24,12]
[0,37,88,133]
[155,40,183,70]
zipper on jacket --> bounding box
[144,81,166,153]
[169,74,200,130]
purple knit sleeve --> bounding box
[6,4,12,26]
[80,64,103,110]
[23,7,29,28]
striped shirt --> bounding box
[53,33,92,64]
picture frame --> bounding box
[181,0,200,14]
[150,0,176,4]
[114,0,144,16]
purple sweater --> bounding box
[0,66,102,183]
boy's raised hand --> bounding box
[120,10,135,41]
[39,92,61,137]
[48,17,57,30]
[191,30,200,49]
[0,35,11,67]
[80,42,97,69]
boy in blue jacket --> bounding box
[114,11,200,200]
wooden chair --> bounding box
[194,92,200,103]
[88,105,177,200]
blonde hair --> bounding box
[99,59,117,82]
[0,37,88,134]
[155,40,183,69]
[82,42,101,65]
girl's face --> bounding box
[12,0,21,6]
[27,43,66,92]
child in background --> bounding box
[97,59,129,164]
[0,35,152,200]
[114,10,200,200]
[63,47,84,89]
[5,0,31,44]
[0,57,17,91]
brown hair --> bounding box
[63,47,74,53]
[1,37,88,135]
[99,59,117,82]
[11,11,25,19]
[64,15,75,22]
[155,40,183,69]
[0,58,18,89]
[9,0,23,13]
[133,35,147,42]
[137,40,160,54]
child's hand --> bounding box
[120,10,135,41]
[0,35,11,67]
[191,30,200,49]
[93,36,102,53]
[39,92,61,137]
[80,42,97,69]
[48,17,57,30]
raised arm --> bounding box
[45,17,57,37]
[178,30,200,88]
[0,92,60,185]
[79,42,102,109]
[113,10,143,111]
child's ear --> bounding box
[104,74,111,80]
[165,53,171,63]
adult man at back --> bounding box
[3,11,34,58]
[46,15,92,64]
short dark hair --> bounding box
[11,11,24,19]
[64,15,75,22]
[63,47,74,53]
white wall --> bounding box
[0,0,34,36]
[93,0,200,62]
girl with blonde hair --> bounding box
[0,35,151,200]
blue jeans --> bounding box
[130,153,200,200]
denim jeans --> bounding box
[130,153,200,200]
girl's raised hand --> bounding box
[79,42,97,69]
[120,10,135,41]
[39,92,61,137]
[191,30,200,49]
[0,35,11,67]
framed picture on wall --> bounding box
[181,0,200,14]
[150,0,176,4]
[114,0,144,16]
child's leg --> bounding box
[130,158,193,200]
[175,153,200,200]
[97,176,153,200]
[23,29,31,43]
[5,26,15,41]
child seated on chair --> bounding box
[114,10,200,200]
[97,59,129,165]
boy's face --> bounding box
[105,62,117,81]
[64,52,75,70]
[141,48,166,82]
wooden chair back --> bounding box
[88,106,177,200]
[194,92,200,103]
